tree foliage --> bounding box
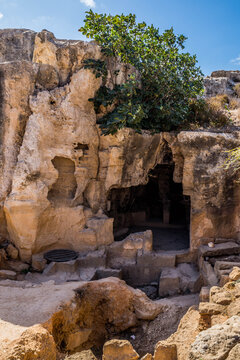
[79,11,204,134]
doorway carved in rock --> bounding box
[108,163,190,251]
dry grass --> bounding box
[186,92,240,129]
[234,83,240,98]
[229,98,240,110]
[207,94,229,111]
[186,97,232,129]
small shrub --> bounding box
[207,94,229,111]
[229,97,240,110]
[186,97,232,129]
[234,83,240,98]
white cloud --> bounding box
[0,12,3,19]
[231,55,240,65]
[80,0,96,8]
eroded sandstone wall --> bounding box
[1,29,240,261]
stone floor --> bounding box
[130,225,189,251]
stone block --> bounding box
[215,238,237,244]
[95,268,122,280]
[122,252,176,286]
[214,261,240,279]
[122,264,161,287]
[76,248,106,268]
[8,260,30,273]
[0,270,17,280]
[159,268,180,297]
[199,302,225,315]
[201,261,218,287]
[176,249,195,264]
[123,230,153,253]
[199,242,240,258]
[103,339,139,360]
[43,260,78,276]
[210,286,232,305]
[66,329,92,351]
[87,216,114,246]
[199,286,210,302]
[229,266,240,281]
[178,263,202,293]
[107,231,154,270]
[219,274,230,287]
[72,228,98,252]
[32,253,47,272]
[65,350,97,360]
[107,242,137,269]
[6,244,18,260]
[137,252,176,268]
[154,342,177,360]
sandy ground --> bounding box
[0,280,84,327]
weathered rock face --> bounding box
[1,29,240,261]
[152,267,240,360]
[204,70,240,97]
[0,324,57,360]
[189,316,240,360]
[0,29,36,62]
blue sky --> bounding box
[0,0,240,75]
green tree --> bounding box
[79,11,204,134]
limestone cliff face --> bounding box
[0,29,240,261]
[204,70,240,97]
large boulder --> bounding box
[0,324,56,360]
[189,316,240,360]
[51,277,162,352]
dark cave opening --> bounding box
[107,163,190,251]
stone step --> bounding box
[95,268,122,280]
[214,260,240,273]
[213,260,240,285]
[158,263,201,298]
[201,261,218,287]
[120,251,176,286]
[198,242,240,258]
[137,251,176,268]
